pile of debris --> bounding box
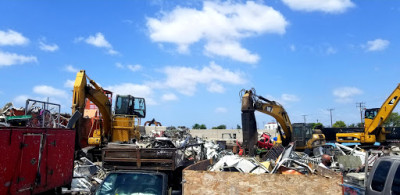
[208,142,320,175]
[62,157,106,194]
[0,101,70,128]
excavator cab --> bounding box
[292,123,312,149]
[112,95,146,143]
[365,108,379,120]
[292,123,325,150]
[115,95,146,118]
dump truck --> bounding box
[0,99,75,194]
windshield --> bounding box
[96,172,164,195]
[365,108,379,119]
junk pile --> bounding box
[0,101,70,128]
[63,157,106,194]
[208,143,322,175]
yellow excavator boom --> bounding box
[72,70,112,144]
[336,83,400,144]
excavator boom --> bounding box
[72,70,112,145]
[365,84,400,134]
[241,88,325,153]
[336,83,400,144]
[241,89,293,154]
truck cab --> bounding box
[366,156,400,194]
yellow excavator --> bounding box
[72,70,146,147]
[336,84,400,144]
[241,89,326,155]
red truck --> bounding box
[0,100,75,194]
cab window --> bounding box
[371,161,392,192]
[391,164,400,195]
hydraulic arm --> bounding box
[336,84,400,144]
[72,70,112,145]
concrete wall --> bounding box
[140,126,279,142]
[189,129,279,142]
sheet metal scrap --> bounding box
[209,155,269,174]
[64,157,107,194]
[261,144,285,161]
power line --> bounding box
[327,108,334,127]
[356,102,365,125]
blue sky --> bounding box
[1,0,400,129]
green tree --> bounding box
[384,112,400,127]
[312,122,324,129]
[333,121,346,128]
[212,124,227,129]
[193,123,207,129]
[348,123,356,128]
[357,122,364,128]
[236,124,241,129]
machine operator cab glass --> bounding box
[292,123,312,148]
[365,108,379,119]
[115,95,146,118]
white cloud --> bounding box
[333,87,363,103]
[64,79,75,88]
[161,93,178,101]
[65,65,79,73]
[207,82,225,93]
[115,62,124,68]
[215,107,228,113]
[39,40,59,52]
[0,29,29,46]
[85,32,111,48]
[127,64,142,72]
[147,1,288,64]
[77,32,118,55]
[13,95,29,106]
[0,51,37,67]
[154,61,246,96]
[115,63,143,72]
[106,83,157,105]
[204,41,259,64]
[290,44,296,51]
[107,49,118,55]
[282,0,355,13]
[33,85,68,98]
[281,94,300,102]
[326,46,337,55]
[364,39,390,52]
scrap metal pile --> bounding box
[0,101,70,128]
[63,157,107,194]
[206,141,400,178]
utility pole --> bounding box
[302,115,307,124]
[356,102,365,125]
[327,108,334,127]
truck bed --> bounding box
[102,143,204,171]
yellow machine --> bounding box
[241,89,325,153]
[336,84,400,144]
[72,70,146,146]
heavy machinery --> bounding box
[72,70,146,149]
[241,88,326,155]
[144,118,162,126]
[336,84,400,144]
